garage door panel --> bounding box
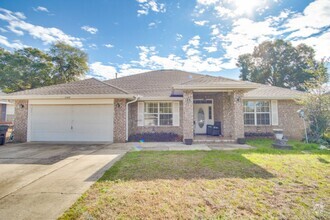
[71,105,113,142]
[30,105,113,142]
[30,106,72,141]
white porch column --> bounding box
[183,90,194,144]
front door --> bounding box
[193,103,213,134]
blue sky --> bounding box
[0,0,329,80]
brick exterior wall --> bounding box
[13,100,28,142]
[128,101,183,136]
[233,91,245,139]
[244,100,304,140]
[183,90,194,143]
[113,98,126,143]
[222,93,234,138]
[221,91,245,139]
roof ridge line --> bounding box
[105,69,205,82]
[94,78,130,94]
[208,74,242,82]
[179,75,207,85]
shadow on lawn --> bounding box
[97,151,276,181]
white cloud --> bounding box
[176,33,183,41]
[33,6,49,13]
[187,35,200,48]
[210,24,220,35]
[136,0,166,16]
[14,12,26,19]
[194,20,209,26]
[104,44,114,48]
[0,8,83,47]
[284,0,330,41]
[196,0,218,5]
[120,44,224,74]
[81,25,98,34]
[182,35,202,58]
[118,63,149,77]
[0,27,7,33]
[200,0,330,69]
[204,46,217,52]
[217,17,279,68]
[89,62,117,79]
[196,0,275,18]
[214,5,235,18]
[0,35,27,49]
[148,22,156,28]
[291,30,330,60]
[88,43,97,49]
[282,0,330,60]
[148,20,161,29]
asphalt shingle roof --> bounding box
[4,70,304,99]
[9,78,128,96]
[244,84,304,99]
[176,75,257,88]
[105,70,203,97]
[106,70,302,99]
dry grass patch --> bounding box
[60,140,330,220]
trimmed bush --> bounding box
[128,132,183,142]
[244,132,274,139]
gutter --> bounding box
[126,95,140,142]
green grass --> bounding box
[60,139,330,220]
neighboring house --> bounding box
[0,90,14,123]
[0,70,304,144]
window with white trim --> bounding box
[144,102,173,126]
[244,101,270,125]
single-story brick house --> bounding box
[1,70,305,144]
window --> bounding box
[244,101,270,125]
[144,102,173,126]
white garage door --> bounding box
[29,105,114,142]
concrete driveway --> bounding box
[0,142,129,220]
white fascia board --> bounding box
[172,85,259,90]
[0,94,135,100]
[193,90,234,93]
[138,96,183,101]
[29,99,115,105]
[242,96,297,100]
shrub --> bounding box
[128,132,183,142]
[244,132,274,139]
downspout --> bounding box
[126,95,140,142]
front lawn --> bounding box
[60,139,330,219]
